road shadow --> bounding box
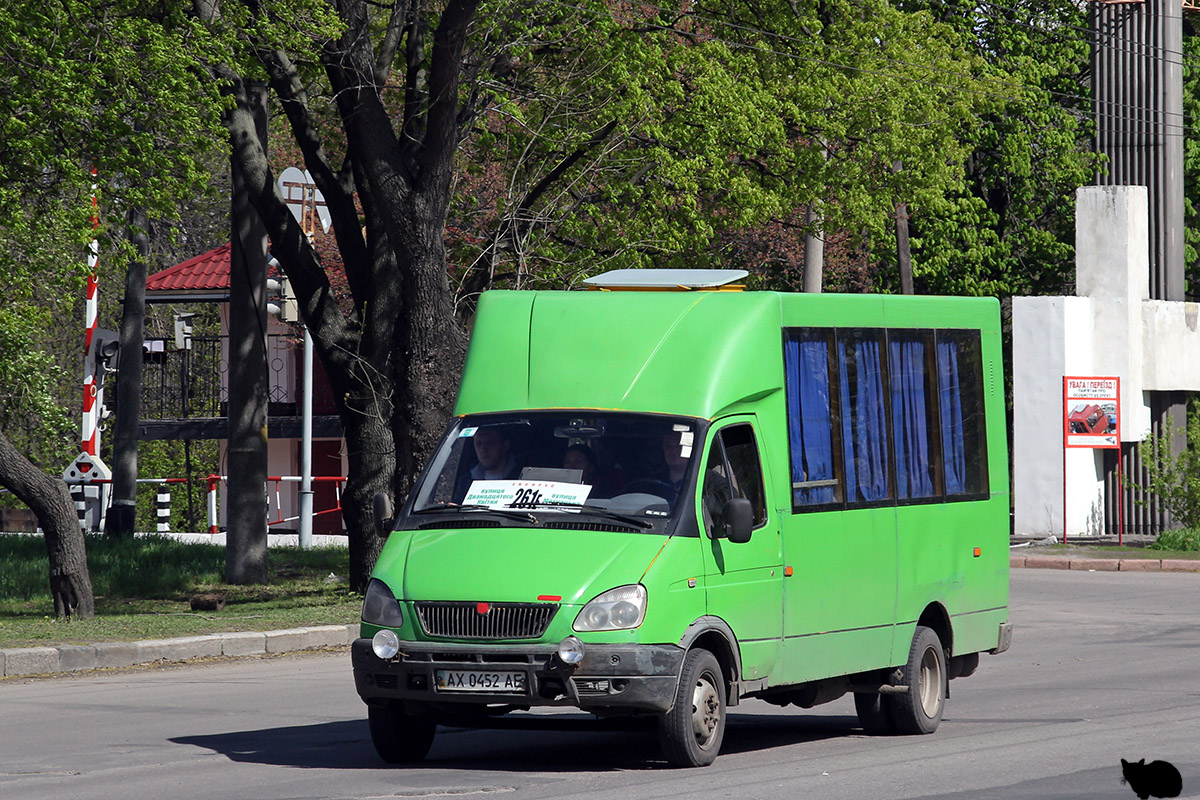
[911,762,1198,800]
[171,710,860,772]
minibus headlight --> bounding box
[362,578,405,627]
[573,585,647,632]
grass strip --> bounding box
[0,533,362,649]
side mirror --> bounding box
[723,497,753,544]
[372,492,395,536]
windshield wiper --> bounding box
[522,501,654,529]
[412,504,539,525]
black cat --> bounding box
[1121,758,1182,800]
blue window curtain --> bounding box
[937,338,966,495]
[785,333,837,506]
[839,333,889,503]
[890,335,936,499]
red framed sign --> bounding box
[1063,376,1120,449]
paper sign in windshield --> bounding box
[463,480,592,510]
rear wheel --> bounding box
[658,648,725,767]
[368,703,437,763]
[890,626,947,735]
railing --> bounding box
[141,333,301,420]
[205,474,347,534]
[59,475,347,535]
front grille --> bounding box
[415,601,557,640]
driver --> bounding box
[455,427,521,500]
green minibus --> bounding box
[352,269,1012,767]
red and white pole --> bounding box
[81,164,101,456]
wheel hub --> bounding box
[918,646,943,717]
[691,676,721,745]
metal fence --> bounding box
[140,333,299,420]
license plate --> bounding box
[435,669,527,693]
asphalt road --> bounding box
[2,568,1197,800]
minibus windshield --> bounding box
[407,412,701,527]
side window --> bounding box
[701,424,767,538]
[838,329,891,504]
[936,330,988,496]
[784,330,842,507]
[889,331,941,500]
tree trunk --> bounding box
[226,81,271,585]
[105,205,149,538]
[218,0,477,588]
[0,428,95,618]
[342,396,394,591]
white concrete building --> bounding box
[1013,186,1198,537]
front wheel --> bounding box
[890,625,947,735]
[368,703,437,763]
[658,648,726,767]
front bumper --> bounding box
[352,638,685,714]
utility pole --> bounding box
[892,161,913,295]
[802,205,824,294]
[802,141,828,293]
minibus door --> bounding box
[697,418,783,684]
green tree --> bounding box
[897,0,1099,298]
[0,1,228,615]
[1127,400,1200,531]
[452,0,988,293]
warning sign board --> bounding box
[1063,376,1120,449]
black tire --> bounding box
[853,691,896,735]
[368,704,437,763]
[658,649,726,767]
[890,626,947,735]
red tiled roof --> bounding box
[147,243,231,292]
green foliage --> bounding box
[451,0,988,286]
[1150,527,1200,553]
[0,1,229,236]
[1127,401,1200,531]
[1184,22,1200,297]
[0,0,236,466]
[900,0,1099,298]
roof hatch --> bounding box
[582,269,749,291]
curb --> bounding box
[1011,554,1200,573]
[0,623,357,679]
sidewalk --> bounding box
[1012,550,1200,573]
[0,623,356,679]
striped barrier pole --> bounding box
[207,475,220,534]
[81,164,101,457]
